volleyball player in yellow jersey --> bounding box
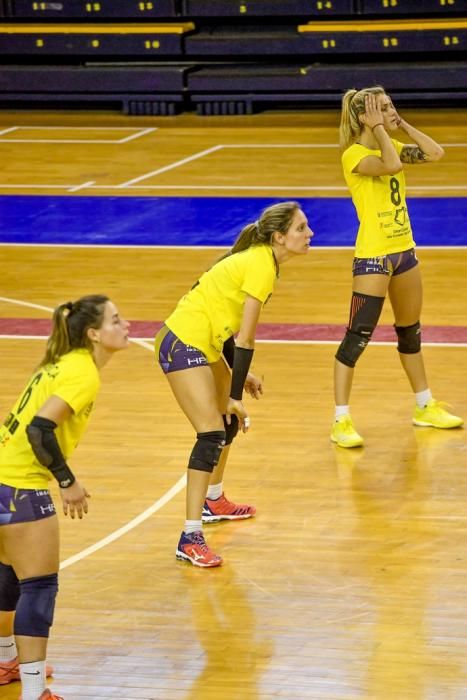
[155,201,313,567]
[331,87,463,448]
[0,295,129,699]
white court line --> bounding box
[3,243,467,251]
[0,139,151,144]
[220,143,467,148]
[3,126,154,130]
[0,296,52,312]
[3,335,467,350]
[117,127,157,144]
[0,125,157,144]
[1,183,467,192]
[67,180,96,193]
[60,474,186,570]
[117,145,224,188]
[0,127,18,136]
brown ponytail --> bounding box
[217,201,302,263]
[39,294,109,367]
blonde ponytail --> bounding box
[339,85,386,150]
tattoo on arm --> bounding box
[400,146,427,164]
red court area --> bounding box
[1,318,466,344]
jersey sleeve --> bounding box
[342,144,368,176]
[53,360,100,414]
[241,247,276,303]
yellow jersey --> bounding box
[342,139,415,257]
[0,349,100,489]
[165,244,277,362]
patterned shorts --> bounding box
[0,484,56,525]
[352,248,418,277]
[155,325,209,374]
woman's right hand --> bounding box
[363,93,384,130]
[60,480,91,519]
[226,397,250,433]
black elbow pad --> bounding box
[26,416,75,488]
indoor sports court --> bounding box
[1,1,467,698]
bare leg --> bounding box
[210,444,231,486]
[388,265,428,393]
[209,358,232,486]
[0,611,14,637]
[334,361,354,406]
[166,364,224,522]
[186,469,211,521]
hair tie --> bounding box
[65,301,74,314]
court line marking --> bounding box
[0,127,18,136]
[2,243,467,251]
[1,184,466,192]
[219,143,467,148]
[0,126,157,144]
[116,145,224,188]
[0,296,187,571]
[67,180,96,193]
[3,335,467,349]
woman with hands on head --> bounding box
[155,201,313,568]
[0,295,130,700]
[331,86,462,449]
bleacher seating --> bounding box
[0,0,466,115]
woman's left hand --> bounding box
[244,372,264,400]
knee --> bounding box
[14,573,58,638]
[336,293,385,368]
[188,431,226,473]
[335,330,370,368]
[395,321,421,354]
[223,415,239,445]
[0,562,20,611]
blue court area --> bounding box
[0,195,466,246]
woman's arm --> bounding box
[354,94,402,177]
[227,295,263,432]
[27,395,90,519]
[397,117,445,164]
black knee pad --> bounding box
[0,562,20,611]
[223,414,239,445]
[335,293,385,368]
[395,321,421,354]
[14,573,58,638]
[188,430,226,473]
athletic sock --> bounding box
[415,388,432,408]
[184,520,202,535]
[335,405,350,420]
[19,660,46,700]
[0,635,17,662]
[206,483,223,501]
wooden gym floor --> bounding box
[0,107,466,699]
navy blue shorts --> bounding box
[353,248,418,277]
[155,325,209,374]
[0,484,56,525]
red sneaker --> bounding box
[0,657,53,685]
[176,530,223,567]
[202,493,256,522]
